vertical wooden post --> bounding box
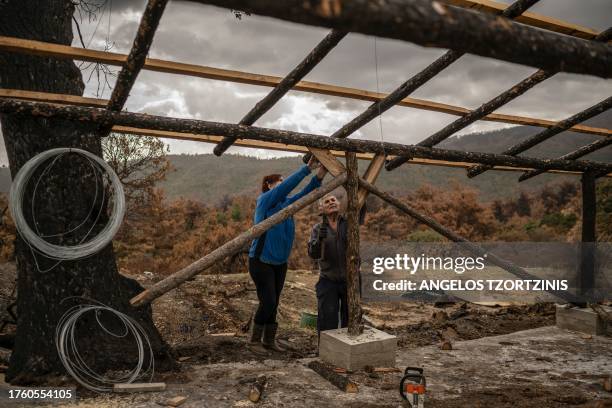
[579,171,597,298]
[345,152,363,335]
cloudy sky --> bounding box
[1,0,611,164]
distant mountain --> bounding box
[1,110,610,202]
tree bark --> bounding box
[0,0,170,384]
[345,153,362,335]
[2,99,611,176]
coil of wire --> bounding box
[9,147,125,260]
[55,302,154,392]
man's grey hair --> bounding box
[318,192,341,206]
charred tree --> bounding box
[0,0,170,384]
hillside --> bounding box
[1,109,610,202]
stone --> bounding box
[318,327,397,371]
[555,305,611,336]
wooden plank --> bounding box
[442,0,602,41]
[308,147,346,177]
[0,89,108,107]
[113,382,166,393]
[357,154,386,208]
[0,36,610,137]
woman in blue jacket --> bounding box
[248,157,327,353]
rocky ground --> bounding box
[0,265,610,407]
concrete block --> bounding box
[319,327,397,371]
[556,305,610,336]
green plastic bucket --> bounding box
[299,311,317,329]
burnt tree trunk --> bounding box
[345,153,362,335]
[0,0,170,384]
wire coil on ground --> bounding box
[55,302,154,392]
[9,148,125,260]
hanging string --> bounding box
[373,38,387,159]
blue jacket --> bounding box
[249,165,322,264]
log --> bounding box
[107,0,168,112]
[467,96,612,178]
[519,137,612,182]
[579,171,596,297]
[185,0,612,78]
[345,152,363,336]
[248,375,267,402]
[1,99,611,175]
[357,178,580,303]
[1,36,611,137]
[307,360,359,393]
[130,174,347,306]
[214,29,347,155]
[385,27,612,170]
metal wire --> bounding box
[9,148,125,262]
[55,299,154,393]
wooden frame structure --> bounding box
[1,0,610,333]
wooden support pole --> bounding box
[345,152,363,336]
[519,137,612,182]
[2,99,611,175]
[467,96,612,178]
[358,178,580,303]
[579,171,597,298]
[185,0,612,78]
[130,173,347,306]
[1,37,610,138]
[213,29,347,156]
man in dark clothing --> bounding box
[308,193,350,333]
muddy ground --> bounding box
[1,266,610,407]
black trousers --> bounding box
[316,277,348,333]
[249,257,288,325]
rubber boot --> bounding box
[262,323,287,352]
[248,321,268,355]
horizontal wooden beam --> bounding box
[441,0,604,41]
[466,96,612,178]
[1,90,609,177]
[519,137,612,182]
[2,98,611,175]
[186,0,612,78]
[0,36,609,138]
